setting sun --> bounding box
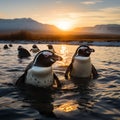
[55,21,73,31]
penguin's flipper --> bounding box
[15,73,26,86]
[92,64,98,79]
[64,46,79,79]
[65,63,72,80]
[53,73,62,88]
[16,62,33,86]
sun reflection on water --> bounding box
[59,45,68,66]
[55,100,78,112]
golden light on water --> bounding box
[60,45,68,66]
[60,45,67,54]
[55,101,78,112]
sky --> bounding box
[0,0,120,30]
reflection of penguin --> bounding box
[17,46,31,58]
[21,86,57,118]
[16,50,62,88]
[65,45,98,79]
[30,44,40,53]
[47,44,56,53]
[3,44,9,49]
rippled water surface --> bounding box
[0,43,120,120]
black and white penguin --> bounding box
[16,50,62,88]
[47,44,56,53]
[17,45,31,58]
[30,44,40,53]
[9,44,13,47]
[65,45,98,79]
[3,44,9,49]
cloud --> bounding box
[32,5,120,27]
[80,0,103,5]
[99,7,120,23]
[61,6,120,27]
[81,1,96,5]
[55,0,62,4]
[101,7,120,13]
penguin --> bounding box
[47,44,56,53]
[30,44,40,53]
[17,45,31,58]
[65,45,98,79]
[16,50,62,88]
[9,44,13,47]
[3,44,9,49]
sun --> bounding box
[55,21,72,31]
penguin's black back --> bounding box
[18,47,31,58]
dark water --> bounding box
[0,43,120,120]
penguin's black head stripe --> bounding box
[33,50,53,65]
[32,50,62,67]
[75,45,95,57]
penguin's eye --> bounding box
[44,54,50,57]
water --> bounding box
[0,42,120,120]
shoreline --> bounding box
[0,40,120,47]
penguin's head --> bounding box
[47,44,56,53]
[9,44,13,47]
[33,50,62,67]
[76,45,95,57]
[32,44,38,48]
[3,44,9,49]
[18,45,23,51]
[17,46,31,58]
[47,44,53,49]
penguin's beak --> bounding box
[50,54,63,62]
[90,48,95,52]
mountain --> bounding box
[0,18,119,35]
[0,18,60,33]
[73,24,120,34]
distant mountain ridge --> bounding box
[0,18,60,33]
[0,18,120,34]
[73,24,120,34]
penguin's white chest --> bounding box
[26,66,54,87]
[71,56,92,78]
[31,48,39,53]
